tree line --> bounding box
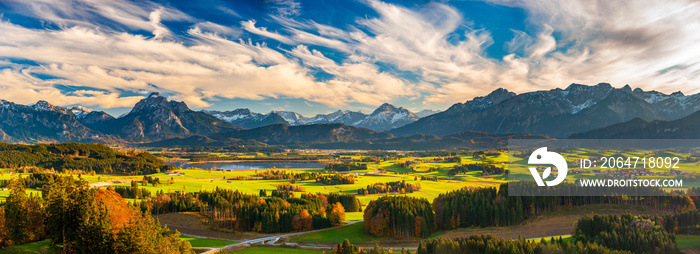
[415,235,628,254]
[574,214,678,253]
[447,163,505,176]
[357,180,421,195]
[197,188,346,233]
[324,192,362,212]
[132,188,360,233]
[332,234,629,254]
[276,183,306,192]
[0,172,73,189]
[0,177,192,253]
[661,209,700,235]
[363,196,434,238]
[325,162,368,171]
[0,142,173,175]
[109,185,152,199]
[433,182,697,230]
[316,173,356,185]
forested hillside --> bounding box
[0,142,172,174]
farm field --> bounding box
[288,221,376,244]
[156,212,272,240]
[676,235,700,252]
[0,239,54,254]
[5,147,700,203]
[179,236,238,248]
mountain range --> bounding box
[205,103,426,132]
[2,83,700,148]
[569,110,700,139]
[0,93,240,143]
[0,93,416,145]
[391,83,700,138]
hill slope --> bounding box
[570,110,700,139]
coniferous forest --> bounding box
[363,196,434,238]
[0,143,173,174]
[0,177,192,253]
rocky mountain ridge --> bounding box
[391,83,700,138]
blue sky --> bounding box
[1,0,700,117]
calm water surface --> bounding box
[167,161,325,170]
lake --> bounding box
[167,161,326,171]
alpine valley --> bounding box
[2,83,699,149]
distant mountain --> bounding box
[273,111,308,125]
[356,103,420,132]
[0,100,106,143]
[311,131,549,150]
[7,82,698,146]
[297,110,368,126]
[415,109,441,118]
[570,110,700,139]
[204,109,289,129]
[68,106,115,128]
[205,103,420,131]
[93,93,239,141]
[391,84,700,138]
[140,134,268,148]
[146,124,547,150]
[207,123,393,144]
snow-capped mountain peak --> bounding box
[356,103,419,131]
[68,106,94,119]
[204,103,420,132]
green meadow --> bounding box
[288,221,376,244]
[179,236,238,248]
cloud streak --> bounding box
[1,0,699,113]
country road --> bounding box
[201,220,364,254]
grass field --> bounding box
[676,235,700,251]
[0,240,55,254]
[179,236,238,248]
[5,147,698,204]
[526,235,575,244]
[345,212,363,222]
[288,222,376,244]
[109,169,503,208]
[0,188,42,203]
[233,247,325,254]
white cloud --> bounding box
[268,0,302,17]
[0,14,414,109]
[2,0,700,113]
[487,0,700,94]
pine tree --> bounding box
[5,179,29,244]
[0,207,8,247]
[76,203,114,253]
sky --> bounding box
[1,0,700,117]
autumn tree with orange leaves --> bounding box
[94,189,138,234]
[292,209,313,231]
[42,177,192,254]
[328,202,346,226]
